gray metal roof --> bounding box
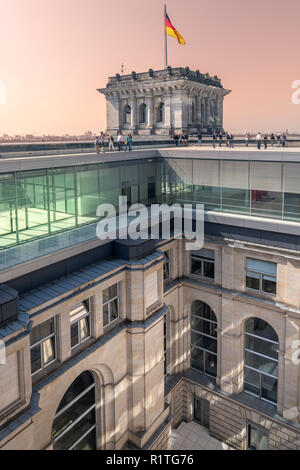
[19,250,163,314]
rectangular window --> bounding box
[246,258,276,295]
[70,300,91,349]
[30,318,56,375]
[163,250,172,290]
[194,397,210,429]
[190,249,215,279]
[248,423,269,450]
[102,283,120,327]
[163,251,170,281]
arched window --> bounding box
[123,105,131,125]
[244,318,278,404]
[191,300,217,377]
[52,371,97,450]
[139,103,147,124]
[157,102,165,123]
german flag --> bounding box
[166,12,186,45]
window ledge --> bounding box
[245,287,276,301]
[31,360,60,386]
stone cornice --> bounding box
[98,67,231,98]
[98,81,230,99]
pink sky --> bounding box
[1,0,300,135]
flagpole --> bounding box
[164,4,168,69]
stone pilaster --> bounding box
[145,95,154,133]
[106,93,120,133]
[219,295,244,395]
[217,96,224,129]
[164,91,172,132]
[129,96,137,134]
[205,97,210,128]
[171,88,184,131]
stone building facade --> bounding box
[98,67,231,136]
[1,148,300,451]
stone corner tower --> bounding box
[98,66,231,136]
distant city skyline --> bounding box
[1,0,300,135]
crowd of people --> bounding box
[252,132,287,149]
[173,133,189,146]
[211,131,235,148]
[174,130,288,149]
[94,130,289,154]
[94,131,133,154]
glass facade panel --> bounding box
[284,193,300,222]
[3,158,300,257]
[251,190,282,219]
[194,186,221,211]
[222,188,250,214]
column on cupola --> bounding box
[145,93,154,133]
[191,92,197,129]
[200,97,205,128]
[129,95,137,133]
[205,97,210,128]
[171,88,184,131]
[196,94,202,128]
[210,100,215,128]
[163,89,172,132]
[187,91,192,127]
[217,95,224,129]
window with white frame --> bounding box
[103,283,120,327]
[30,317,56,375]
[190,249,215,279]
[70,300,91,349]
[246,258,276,295]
